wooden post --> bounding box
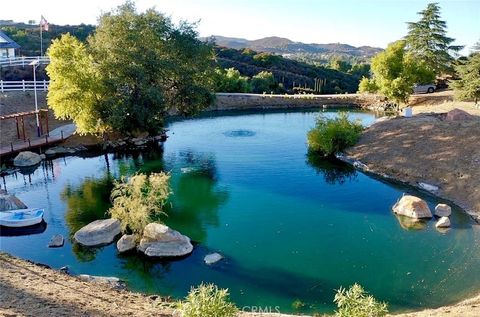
[61,130,64,141]
[28,139,31,147]
[15,117,20,139]
[21,116,26,140]
[10,142,13,152]
[39,111,43,136]
[45,110,49,136]
[45,135,48,145]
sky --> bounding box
[1,0,479,53]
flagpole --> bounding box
[40,16,43,56]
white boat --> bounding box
[0,208,44,227]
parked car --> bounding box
[413,83,436,94]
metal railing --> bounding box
[0,80,49,92]
[0,56,50,67]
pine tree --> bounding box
[405,2,463,75]
[450,46,480,104]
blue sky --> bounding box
[1,0,479,53]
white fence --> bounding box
[0,80,49,92]
[0,56,50,67]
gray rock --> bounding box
[39,154,46,160]
[138,223,193,257]
[418,182,439,192]
[435,204,452,217]
[48,234,65,248]
[435,216,451,228]
[78,274,125,289]
[74,219,121,247]
[59,266,71,275]
[117,234,136,253]
[392,195,432,219]
[0,189,28,211]
[45,146,76,157]
[13,151,41,167]
[204,253,223,265]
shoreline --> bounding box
[2,252,480,317]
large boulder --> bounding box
[74,219,121,247]
[392,195,432,219]
[445,108,474,122]
[116,234,136,253]
[435,204,452,217]
[138,223,193,257]
[0,189,27,211]
[13,151,41,167]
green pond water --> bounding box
[1,109,479,314]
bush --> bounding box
[334,284,388,317]
[108,172,171,235]
[178,283,238,317]
[307,112,363,156]
[358,77,378,93]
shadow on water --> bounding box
[306,152,357,185]
[0,220,47,237]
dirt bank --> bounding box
[344,102,480,221]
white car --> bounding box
[413,84,436,94]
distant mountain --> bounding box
[206,35,383,63]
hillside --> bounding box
[208,35,383,63]
[215,46,360,93]
[0,21,95,56]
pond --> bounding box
[1,109,479,314]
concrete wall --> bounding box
[209,93,379,111]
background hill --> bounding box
[207,35,383,64]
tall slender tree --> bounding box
[450,42,480,104]
[405,2,463,75]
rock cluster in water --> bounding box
[138,223,193,257]
[13,151,41,167]
[73,219,121,247]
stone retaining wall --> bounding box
[209,93,379,111]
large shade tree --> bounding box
[367,40,435,104]
[47,2,216,134]
[405,2,462,75]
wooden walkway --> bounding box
[0,123,76,158]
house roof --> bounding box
[0,30,20,49]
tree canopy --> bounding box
[46,2,216,134]
[367,40,435,104]
[450,47,480,103]
[405,2,462,75]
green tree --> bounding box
[358,77,378,93]
[329,57,352,73]
[405,2,462,75]
[46,34,106,134]
[349,63,370,78]
[370,40,435,104]
[251,71,277,93]
[213,68,251,93]
[47,2,216,135]
[450,49,480,104]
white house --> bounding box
[0,30,20,58]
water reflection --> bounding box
[0,220,47,237]
[164,151,229,243]
[62,176,113,236]
[306,152,357,185]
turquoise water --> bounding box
[1,109,479,314]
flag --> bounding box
[40,15,49,31]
